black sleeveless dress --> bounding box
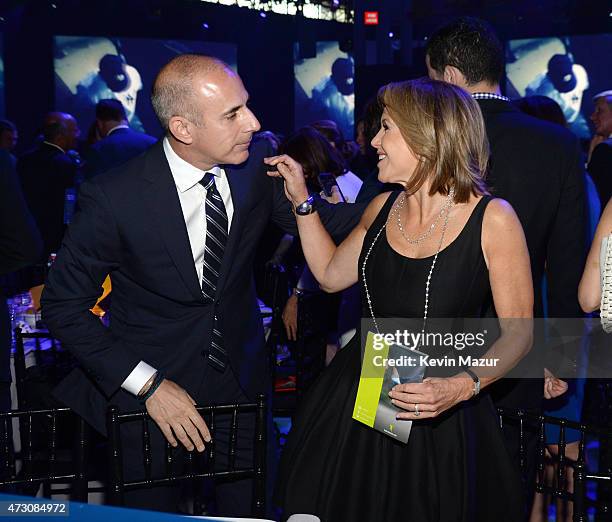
[275,192,524,522]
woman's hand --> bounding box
[544,367,568,399]
[321,185,344,204]
[389,376,473,420]
[264,154,310,207]
[282,294,299,341]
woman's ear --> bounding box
[168,117,193,145]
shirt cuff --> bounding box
[121,361,157,396]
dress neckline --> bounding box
[383,194,489,261]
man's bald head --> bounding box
[151,54,235,131]
[42,112,80,150]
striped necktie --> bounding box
[199,172,228,371]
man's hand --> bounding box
[544,368,568,399]
[145,379,211,452]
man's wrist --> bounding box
[138,372,157,397]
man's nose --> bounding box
[247,108,261,133]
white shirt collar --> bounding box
[162,137,222,193]
[42,141,66,154]
[107,124,130,136]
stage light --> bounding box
[259,11,267,18]
[388,31,394,38]
[202,22,209,29]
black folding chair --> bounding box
[497,407,611,522]
[13,328,73,411]
[105,395,267,516]
[0,407,98,501]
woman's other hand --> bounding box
[389,376,473,420]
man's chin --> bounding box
[219,150,250,166]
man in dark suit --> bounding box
[41,55,364,514]
[17,112,81,265]
[0,149,42,412]
[588,90,612,208]
[82,99,156,180]
[0,119,18,168]
[425,17,586,515]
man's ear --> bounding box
[444,65,468,88]
[168,117,193,145]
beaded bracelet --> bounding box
[139,371,165,404]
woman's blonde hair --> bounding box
[377,78,489,202]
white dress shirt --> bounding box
[121,137,234,395]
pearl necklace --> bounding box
[362,191,454,341]
[394,186,455,245]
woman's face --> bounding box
[371,108,418,186]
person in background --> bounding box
[579,197,612,314]
[588,90,612,209]
[513,94,588,522]
[82,99,156,180]
[17,112,81,268]
[311,119,359,174]
[355,96,402,203]
[352,97,384,181]
[0,149,42,413]
[0,119,18,167]
[277,126,363,362]
[281,127,362,204]
[426,18,587,518]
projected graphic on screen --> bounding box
[294,41,354,139]
[54,36,237,137]
[0,34,5,119]
[506,34,612,139]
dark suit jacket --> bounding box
[82,127,157,180]
[41,139,365,434]
[477,99,587,410]
[588,138,612,209]
[0,150,42,275]
[17,142,78,261]
[0,150,42,385]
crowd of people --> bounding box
[1,14,611,522]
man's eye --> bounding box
[227,113,237,120]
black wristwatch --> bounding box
[462,367,481,397]
[294,195,316,216]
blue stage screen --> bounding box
[294,41,354,139]
[54,36,238,138]
[506,34,612,139]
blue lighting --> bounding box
[202,22,209,29]
[259,11,267,18]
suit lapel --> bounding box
[141,144,204,302]
[215,164,251,298]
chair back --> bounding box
[105,395,267,516]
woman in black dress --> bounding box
[265,78,534,522]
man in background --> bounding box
[0,148,42,413]
[0,119,18,167]
[17,112,81,267]
[426,17,586,517]
[82,99,156,180]
[588,90,612,208]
